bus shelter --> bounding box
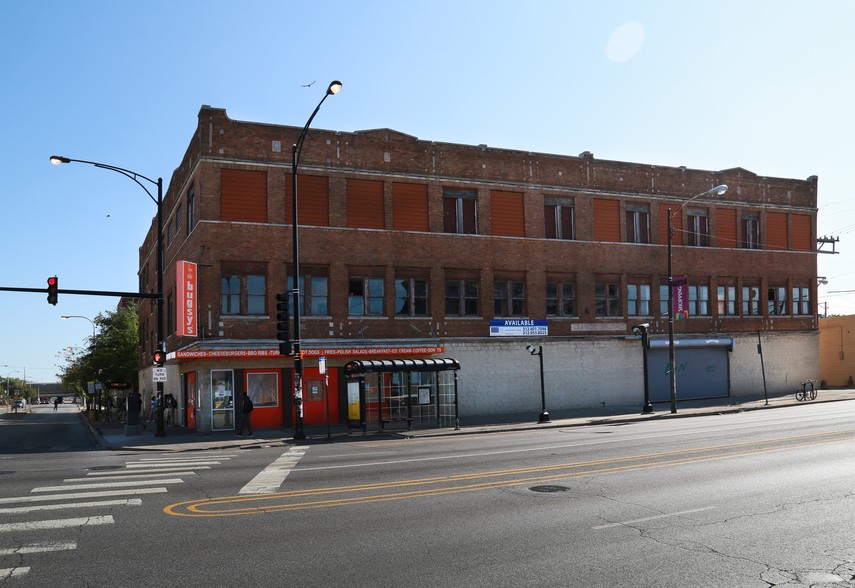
[344,358,460,432]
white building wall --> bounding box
[445,331,818,418]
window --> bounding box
[445,279,479,317]
[792,286,811,315]
[545,199,575,240]
[688,284,710,316]
[221,273,266,316]
[596,282,621,317]
[717,285,737,316]
[443,189,478,234]
[187,184,196,234]
[546,281,575,316]
[395,278,429,316]
[741,214,761,249]
[687,210,710,246]
[349,277,384,316]
[660,282,670,317]
[287,268,329,316]
[742,285,760,316]
[494,280,525,317]
[626,205,650,244]
[768,286,787,315]
[627,283,651,316]
[221,275,240,315]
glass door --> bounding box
[211,369,234,431]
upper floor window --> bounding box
[288,268,329,316]
[546,281,576,316]
[742,285,761,316]
[445,279,479,317]
[741,214,761,249]
[443,189,478,234]
[792,286,811,315]
[688,283,710,316]
[545,199,575,240]
[687,209,710,247]
[717,285,737,316]
[626,205,650,244]
[349,276,384,316]
[627,283,651,316]
[493,280,525,317]
[596,281,622,317]
[187,184,196,234]
[221,273,266,316]
[395,277,429,317]
[768,286,787,315]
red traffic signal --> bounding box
[153,351,165,366]
[47,276,59,305]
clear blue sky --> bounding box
[2,1,853,383]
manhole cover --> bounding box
[87,465,122,471]
[530,485,570,493]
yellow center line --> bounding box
[163,428,855,517]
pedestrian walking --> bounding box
[53,397,60,411]
[237,391,254,436]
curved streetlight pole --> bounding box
[290,80,342,440]
[666,184,728,414]
[61,315,97,412]
[50,155,165,436]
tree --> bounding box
[58,304,140,395]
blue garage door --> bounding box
[647,338,733,402]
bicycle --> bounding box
[795,379,817,402]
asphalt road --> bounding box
[2,401,854,587]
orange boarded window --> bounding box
[392,182,429,232]
[659,205,682,245]
[593,199,620,242]
[491,190,525,237]
[346,179,384,229]
[766,212,788,250]
[285,175,329,226]
[221,169,267,223]
[791,214,812,251]
[717,208,737,248]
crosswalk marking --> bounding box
[0,567,30,579]
[0,516,113,533]
[66,471,199,482]
[84,466,210,476]
[239,447,307,494]
[0,499,142,515]
[126,461,221,468]
[0,488,168,505]
[0,542,77,555]
[32,479,184,492]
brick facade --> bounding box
[137,106,819,425]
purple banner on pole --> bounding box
[672,276,689,320]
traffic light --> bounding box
[276,292,291,355]
[47,276,58,305]
[153,350,165,366]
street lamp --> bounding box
[666,184,728,414]
[290,80,342,440]
[632,323,653,414]
[525,344,550,423]
[50,155,165,436]
[61,315,96,338]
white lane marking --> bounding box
[0,499,142,515]
[69,471,198,482]
[0,567,30,579]
[32,479,183,492]
[86,467,210,476]
[126,461,221,468]
[135,454,237,461]
[0,488,167,504]
[0,542,77,556]
[0,516,114,533]
[239,447,308,494]
[592,507,715,530]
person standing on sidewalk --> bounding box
[237,391,254,436]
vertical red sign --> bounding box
[672,276,689,320]
[176,261,198,337]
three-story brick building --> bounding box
[138,105,818,432]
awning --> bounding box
[345,358,460,376]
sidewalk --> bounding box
[81,388,855,453]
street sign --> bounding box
[153,367,167,382]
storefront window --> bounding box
[246,371,278,407]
